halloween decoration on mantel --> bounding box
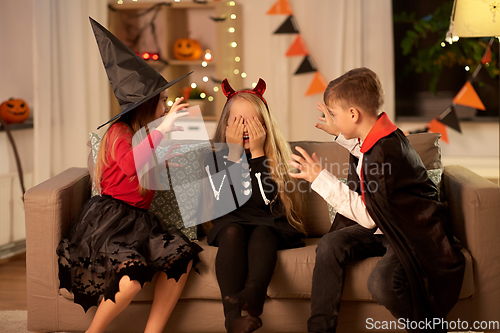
[0,98,30,124]
[173,38,202,61]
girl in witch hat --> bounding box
[203,78,306,333]
[57,18,202,333]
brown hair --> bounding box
[94,94,161,196]
[323,67,384,116]
[212,93,305,234]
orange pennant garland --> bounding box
[452,81,486,110]
[481,45,492,64]
[286,35,309,57]
[428,119,449,144]
[266,0,293,15]
[305,72,328,96]
[268,0,325,97]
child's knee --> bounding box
[316,232,347,262]
[367,268,395,307]
[220,224,246,239]
[217,224,247,248]
[118,275,142,295]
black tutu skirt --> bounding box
[57,195,202,312]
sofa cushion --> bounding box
[405,132,442,170]
[128,237,474,303]
[267,239,474,301]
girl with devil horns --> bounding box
[202,78,306,333]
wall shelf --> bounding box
[167,59,216,66]
[0,118,33,132]
[108,0,242,122]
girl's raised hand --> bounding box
[162,143,184,168]
[156,97,189,135]
[246,116,266,158]
[226,116,244,146]
[167,96,190,115]
[315,102,340,137]
[288,146,323,183]
[226,116,244,162]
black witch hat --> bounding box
[89,17,192,130]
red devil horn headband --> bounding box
[221,78,268,107]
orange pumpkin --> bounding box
[173,38,202,61]
[0,98,30,124]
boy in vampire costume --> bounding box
[289,67,465,333]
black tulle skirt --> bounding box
[57,195,202,312]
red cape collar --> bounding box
[360,112,397,153]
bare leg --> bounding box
[143,260,193,333]
[86,275,142,333]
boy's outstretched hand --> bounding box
[288,146,323,183]
[315,102,340,137]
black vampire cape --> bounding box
[331,113,465,330]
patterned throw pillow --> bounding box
[88,133,200,240]
[427,168,444,200]
[327,169,444,223]
[148,142,210,241]
[89,133,101,197]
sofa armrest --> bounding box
[24,167,90,330]
[442,165,500,323]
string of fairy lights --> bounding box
[112,0,250,108]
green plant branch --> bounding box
[394,1,498,94]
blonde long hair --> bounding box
[212,93,305,234]
[94,94,160,196]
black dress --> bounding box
[204,150,304,250]
[57,195,202,312]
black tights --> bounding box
[215,224,278,327]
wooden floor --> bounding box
[0,253,27,310]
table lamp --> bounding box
[448,0,500,37]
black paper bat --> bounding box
[210,16,227,22]
[211,76,223,84]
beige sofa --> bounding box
[25,134,500,332]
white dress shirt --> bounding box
[311,134,381,233]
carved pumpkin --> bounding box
[173,38,202,61]
[0,98,30,124]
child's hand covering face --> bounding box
[245,116,266,158]
[226,115,245,146]
[226,116,245,162]
[288,146,324,183]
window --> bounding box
[393,0,499,121]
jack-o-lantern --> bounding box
[0,98,30,124]
[173,38,202,61]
